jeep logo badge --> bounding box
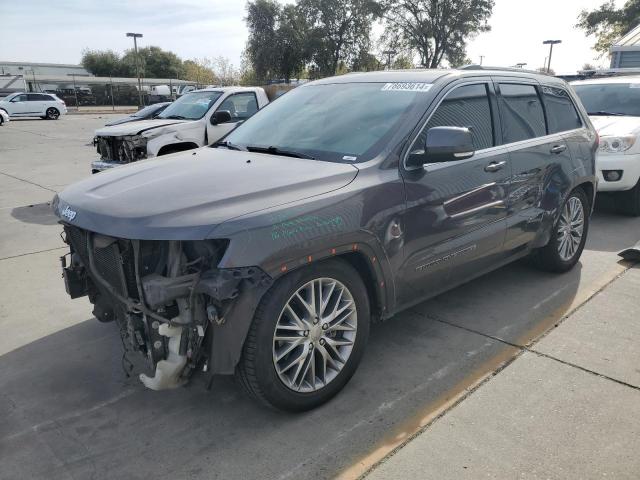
[61,205,77,221]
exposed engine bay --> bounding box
[60,224,271,389]
[96,135,148,164]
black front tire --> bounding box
[236,259,370,411]
[532,188,590,273]
[614,179,640,217]
[45,108,60,120]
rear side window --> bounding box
[422,83,494,150]
[498,84,546,143]
[27,94,42,101]
[542,86,582,133]
[43,94,55,101]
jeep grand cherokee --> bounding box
[54,69,597,411]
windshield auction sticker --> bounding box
[381,82,433,92]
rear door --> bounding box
[206,92,259,144]
[495,80,575,251]
[27,94,46,115]
[397,80,512,306]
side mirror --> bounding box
[406,126,475,168]
[211,110,232,125]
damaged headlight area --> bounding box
[96,135,148,164]
[60,225,271,390]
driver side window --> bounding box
[420,83,495,151]
[216,93,259,121]
[12,94,28,102]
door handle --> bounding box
[550,144,567,154]
[484,161,506,172]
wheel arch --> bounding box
[574,180,595,212]
[157,142,199,156]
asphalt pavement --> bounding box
[0,115,638,480]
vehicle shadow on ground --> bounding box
[0,252,586,480]
[10,202,57,226]
[589,196,640,253]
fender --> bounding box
[208,229,394,375]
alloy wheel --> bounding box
[272,278,357,393]
[557,196,585,261]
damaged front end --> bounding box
[93,135,148,172]
[60,224,271,390]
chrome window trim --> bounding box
[403,80,589,171]
[403,80,496,171]
[540,84,585,133]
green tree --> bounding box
[276,4,310,81]
[246,0,281,81]
[392,55,414,69]
[122,46,184,79]
[577,0,640,57]
[351,50,383,71]
[81,49,122,76]
[298,0,384,77]
[183,58,217,85]
[383,0,494,68]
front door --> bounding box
[397,81,511,307]
[206,92,259,144]
[8,94,29,115]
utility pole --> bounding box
[542,40,561,73]
[126,32,143,108]
[382,50,397,70]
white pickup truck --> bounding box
[92,86,269,173]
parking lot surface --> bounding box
[1,116,639,479]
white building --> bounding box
[610,25,640,68]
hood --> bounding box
[95,118,190,137]
[54,147,359,240]
[589,115,640,137]
[104,116,140,126]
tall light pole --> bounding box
[382,50,397,70]
[542,40,561,74]
[126,32,143,107]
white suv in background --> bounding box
[572,76,640,215]
[0,92,67,120]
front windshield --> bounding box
[573,82,640,116]
[224,82,432,162]
[134,104,163,117]
[157,91,221,120]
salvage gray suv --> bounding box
[54,69,597,411]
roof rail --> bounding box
[459,64,548,75]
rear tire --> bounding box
[614,179,640,217]
[236,259,370,411]
[531,188,589,273]
[45,107,60,120]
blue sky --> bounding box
[0,0,624,73]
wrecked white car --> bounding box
[91,87,268,173]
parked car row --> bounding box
[54,68,600,411]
